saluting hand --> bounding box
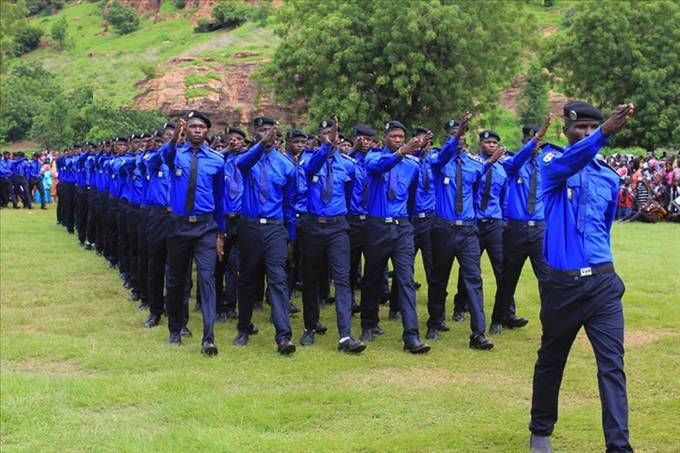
[262,123,279,148]
[602,103,635,136]
[172,119,186,144]
[331,115,340,147]
[536,113,554,141]
[487,146,507,165]
[456,111,472,139]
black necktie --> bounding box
[455,155,463,214]
[185,148,198,213]
[322,157,333,203]
[481,165,492,211]
[259,155,269,203]
[361,176,368,207]
[422,159,431,192]
[388,167,397,200]
[527,158,537,214]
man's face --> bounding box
[131,138,141,150]
[339,142,352,154]
[287,138,306,155]
[186,119,208,145]
[306,136,319,150]
[355,135,371,152]
[162,128,174,141]
[479,138,499,157]
[318,127,332,143]
[226,133,246,151]
[449,126,466,148]
[115,142,128,154]
[152,137,164,149]
[142,137,152,150]
[254,125,273,141]
[384,129,405,151]
[564,119,600,145]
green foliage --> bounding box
[517,63,550,127]
[13,24,44,55]
[102,0,140,35]
[26,0,65,16]
[185,72,221,85]
[185,87,218,99]
[544,0,680,150]
[196,0,248,32]
[50,16,69,49]
[139,62,159,80]
[0,1,29,70]
[262,0,532,137]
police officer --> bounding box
[12,151,30,208]
[491,116,553,335]
[361,120,430,354]
[299,117,366,353]
[28,152,47,210]
[426,113,505,349]
[232,117,298,355]
[529,101,635,453]
[162,112,225,356]
[1,151,17,208]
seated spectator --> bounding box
[616,177,634,220]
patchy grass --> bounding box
[1,209,679,451]
[185,72,222,85]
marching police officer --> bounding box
[529,101,635,453]
[162,112,225,356]
[232,117,298,355]
[361,120,430,353]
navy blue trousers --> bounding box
[453,220,503,319]
[428,219,486,336]
[361,217,420,343]
[215,216,239,314]
[301,217,353,338]
[495,221,548,323]
[530,270,631,452]
[165,217,217,344]
[237,220,292,343]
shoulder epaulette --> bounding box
[469,154,484,164]
[340,153,355,163]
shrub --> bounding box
[103,1,140,35]
[50,16,68,49]
[140,62,159,80]
[14,24,43,55]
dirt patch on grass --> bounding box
[575,329,678,349]
[1,358,95,377]
[345,368,521,391]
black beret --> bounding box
[114,136,128,143]
[286,129,307,141]
[153,129,164,137]
[187,111,212,128]
[444,119,460,130]
[253,116,276,128]
[522,124,541,137]
[339,135,353,146]
[384,120,407,133]
[479,130,501,141]
[318,119,335,129]
[225,127,246,139]
[413,127,429,136]
[352,124,376,138]
[563,100,604,122]
[139,132,152,139]
[162,121,176,130]
[82,141,95,147]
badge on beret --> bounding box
[385,122,390,131]
[255,118,263,127]
[543,152,555,163]
[322,120,328,128]
[188,111,195,118]
[483,131,490,139]
[448,120,455,128]
[528,130,535,137]
[568,110,578,121]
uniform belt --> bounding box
[549,263,615,278]
[172,213,213,224]
[308,214,345,224]
[130,203,141,209]
[440,219,475,226]
[415,211,435,219]
[369,216,409,225]
[148,205,171,214]
[120,199,129,205]
[227,213,240,219]
[507,219,545,227]
[478,218,500,224]
[242,216,284,225]
[347,214,367,221]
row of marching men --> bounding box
[54,109,555,357]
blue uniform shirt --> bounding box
[29,159,42,179]
[348,150,371,216]
[236,142,297,240]
[431,137,487,222]
[285,152,308,215]
[541,127,617,270]
[143,147,170,208]
[223,151,244,215]
[304,143,355,217]
[163,141,226,232]
[502,139,551,222]
[414,151,436,215]
[365,147,420,218]
[0,159,12,179]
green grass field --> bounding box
[1,209,678,452]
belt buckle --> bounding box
[394,219,400,225]
[188,215,197,223]
[359,215,366,220]
[318,217,327,224]
[418,212,426,219]
[166,207,171,212]
[528,221,536,227]
[385,217,393,224]
[454,220,463,226]
[579,267,593,277]
[259,218,267,224]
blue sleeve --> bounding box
[542,127,609,193]
[236,142,264,172]
[145,149,163,171]
[213,165,225,232]
[429,136,460,171]
[284,166,297,241]
[303,143,333,175]
[366,150,402,175]
[502,138,538,174]
[161,141,176,171]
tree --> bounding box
[103,1,140,35]
[0,0,29,70]
[260,0,532,135]
[545,0,680,150]
[13,24,43,55]
[50,16,69,49]
[517,63,550,127]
